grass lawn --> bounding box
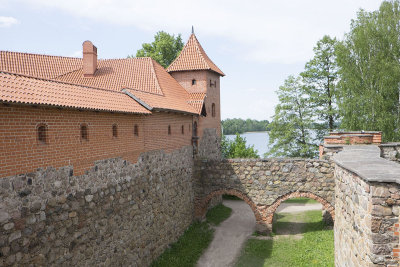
[235,210,334,267]
[283,197,318,204]
[151,204,232,267]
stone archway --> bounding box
[265,191,335,225]
[195,188,270,232]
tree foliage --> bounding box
[221,118,269,135]
[221,134,259,158]
[267,76,318,158]
[301,35,339,140]
[336,0,400,141]
[133,31,184,68]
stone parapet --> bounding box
[334,145,400,266]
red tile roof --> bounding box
[167,34,225,76]
[0,51,202,115]
[0,72,150,114]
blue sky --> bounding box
[0,0,384,120]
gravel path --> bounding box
[196,200,322,267]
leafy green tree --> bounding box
[221,134,259,158]
[132,31,184,68]
[267,75,318,158]
[221,118,269,135]
[336,0,400,141]
[301,35,339,140]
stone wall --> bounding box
[0,146,195,267]
[194,158,335,233]
[334,146,400,267]
[380,143,400,163]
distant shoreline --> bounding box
[225,131,269,135]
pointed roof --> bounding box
[167,34,225,76]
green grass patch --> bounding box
[283,197,318,204]
[151,204,232,267]
[222,194,242,200]
[236,210,334,267]
[206,204,233,226]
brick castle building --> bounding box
[0,33,224,178]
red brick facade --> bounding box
[171,70,221,139]
[0,104,193,177]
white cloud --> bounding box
[0,16,18,28]
[15,0,383,64]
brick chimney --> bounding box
[82,41,97,77]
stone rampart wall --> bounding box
[0,146,195,267]
[194,158,335,233]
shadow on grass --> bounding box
[235,210,334,267]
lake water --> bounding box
[225,131,270,157]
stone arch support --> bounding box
[265,191,335,225]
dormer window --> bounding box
[192,79,196,85]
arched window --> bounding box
[181,125,184,135]
[212,103,216,117]
[112,124,118,138]
[80,124,88,140]
[193,122,198,137]
[168,125,171,135]
[192,79,196,85]
[134,124,139,136]
[37,124,47,144]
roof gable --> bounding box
[167,34,225,76]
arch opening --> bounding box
[197,189,262,223]
[266,191,335,226]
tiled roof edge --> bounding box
[122,89,153,111]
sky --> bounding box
[0,0,385,121]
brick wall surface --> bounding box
[0,104,193,177]
[170,70,221,138]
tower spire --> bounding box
[192,25,194,34]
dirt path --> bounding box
[197,200,322,267]
[196,200,256,267]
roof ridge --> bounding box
[0,71,127,95]
[149,59,164,96]
[0,50,82,60]
[51,66,83,80]
[191,34,211,71]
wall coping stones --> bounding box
[379,142,400,147]
[334,145,400,184]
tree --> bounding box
[301,35,339,140]
[132,31,184,68]
[336,0,400,141]
[221,118,269,135]
[221,134,259,158]
[267,75,318,158]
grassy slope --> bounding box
[283,197,318,204]
[236,210,334,267]
[151,204,232,267]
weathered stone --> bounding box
[9,231,21,243]
[85,195,93,202]
[3,223,14,231]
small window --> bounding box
[80,124,88,140]
[37,124,47,144]
[192,79,196,85]
[193,122,198,137]
[134,124,139,136]
[212,103,216,117]
[181,125,184,135]
[112,124,118,138]
[168,125,171,135]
